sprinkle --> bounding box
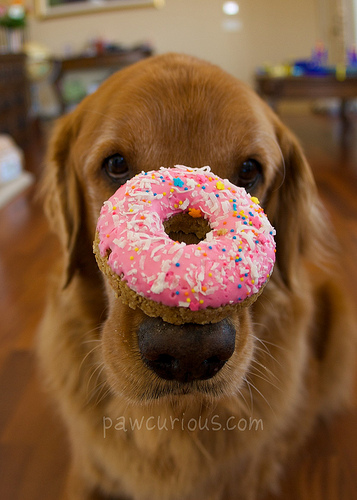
[175,291,180,295]
[186,298,191,303]
[175,263,180,267]
[174,177,184,187]
[251,196,260,204]
[130,256,134,260]
[199,300,204,304]
[188,208,202,218]
[202,286,207,292]
[216,181,225,190]
[238,284,242,289]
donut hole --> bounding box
[163,212,211,245]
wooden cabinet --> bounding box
[0,53,30,148]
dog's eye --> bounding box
[103,154,129,182]
[237,159,262,191]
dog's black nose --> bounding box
[137,317,236,383]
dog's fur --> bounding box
[38,53,355,500]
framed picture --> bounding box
[35,0,164,20]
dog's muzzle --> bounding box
[137,317,236,383]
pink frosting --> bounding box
[96,165,276,311]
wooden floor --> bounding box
[0,112,356,500]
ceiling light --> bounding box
[222,1,239,16]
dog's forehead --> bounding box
[75,56,280,179]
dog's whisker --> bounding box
[244,376,276,416]
[188,431,214,463]
[250,359,280,382]
[234,387,254,417]
[81,338,102,345]
[253,344,283,369]
[252,334,288,353]
[94,386,113,407]
[78,343,102,374]
[86,361,106,395]
[80,325,103,342]
[248,368,283,393]
[84,368,108,407]
[243,376,255,414]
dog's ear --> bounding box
[42,112,84,288]
[264,120,328,290]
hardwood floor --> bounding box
[0,113,356,500]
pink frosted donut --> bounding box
[94,165,276,324]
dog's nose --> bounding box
[137,317,236,383]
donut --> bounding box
[94,165,276,325]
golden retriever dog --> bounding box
[38,53,355,500]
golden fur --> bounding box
[38,53,355,500]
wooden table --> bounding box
[52,46,153,114]
[255,74,357,121]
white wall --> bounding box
[29,0,318,84]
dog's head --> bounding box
[43,53,325,404]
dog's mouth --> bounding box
[137,316,236,384]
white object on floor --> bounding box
[0,171,35,209]
[0,135,24,184]
[0,134,35,208]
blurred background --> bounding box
[0,1,357,499]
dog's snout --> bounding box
[137,317,236,383]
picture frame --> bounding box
[35,0,164,20]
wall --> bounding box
[29,0,318,84]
